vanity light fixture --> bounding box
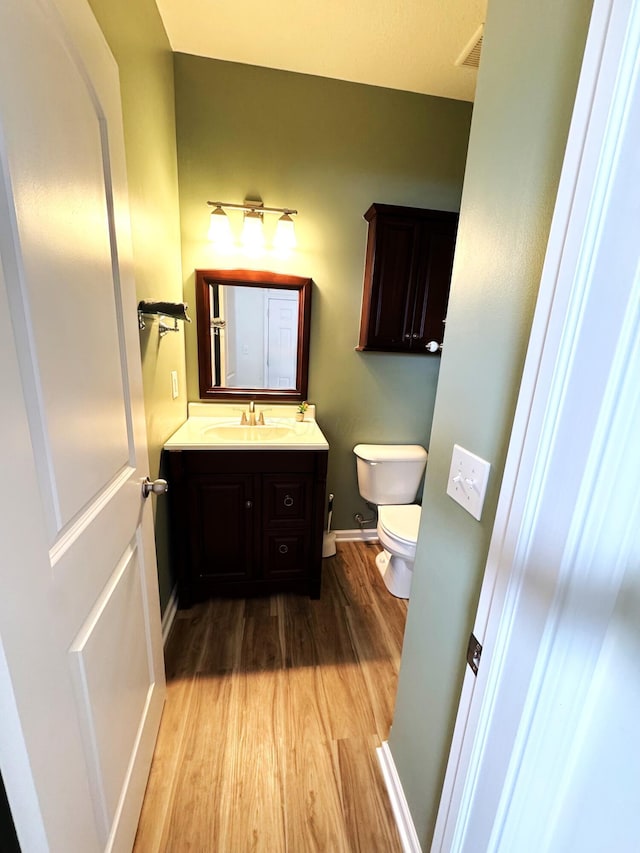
[207,205,233,245]
[274,212,297,250]
[241,206,266,250]
[207,199,298,250]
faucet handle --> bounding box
[257,412,265,425]
[240,411,248,425]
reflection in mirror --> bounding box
[196,269,312,401]
[214,285,299,389]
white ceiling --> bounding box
[155,0,487,102]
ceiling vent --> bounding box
[455,24,484,69]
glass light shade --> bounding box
[274,213,297,250]
[241,211,265,250]
[208,208,233,245]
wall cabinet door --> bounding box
[357,203,458,353]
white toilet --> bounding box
[353,444,428,599]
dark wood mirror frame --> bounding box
[195,268,312,401]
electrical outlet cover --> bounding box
[446,444,491,520]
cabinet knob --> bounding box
[412,333,420,339]
[245,500,253,509]
[283,495,294,508]
[404,333,411,340]
[278,544,289,554]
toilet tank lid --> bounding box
[353,444,428,463]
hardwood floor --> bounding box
[134,542,407,852]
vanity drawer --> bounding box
[263,532,310,579]
[263,475,312,528]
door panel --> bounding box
[69,543,151,841]
[0,0,165,850]
[1,0,132,538]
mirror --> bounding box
[195,269,312,400]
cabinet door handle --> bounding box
[412,333,420,339]
[245,500,253,509]
[278,544,289,554]
[283,495,294,508]
[404,333,411,340]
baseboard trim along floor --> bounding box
[335,528,379,542]
[377,741,423,853]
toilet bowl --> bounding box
[376,504,422,598]
[353,444,427,599]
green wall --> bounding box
[174,56,473,530]
[87,0,185,611]
[389,0,594,845]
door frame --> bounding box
[432,0,640,846]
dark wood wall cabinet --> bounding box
[357,203,458,354]
[166,449,328,605]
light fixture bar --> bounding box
[207,200,298,216]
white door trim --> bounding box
[432,0,640,847]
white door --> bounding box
[0,0,165,850]
[266,289,298,388]
[432,0,640,849]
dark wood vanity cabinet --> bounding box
[357,203,458,354]
[166,449,328,605]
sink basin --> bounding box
[202,423,296,441]
[164,408,329,451]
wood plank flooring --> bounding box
[134,542,407,852]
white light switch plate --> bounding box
[446,444,491,520]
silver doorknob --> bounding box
[425,340,442,353]
[142,477,168,498]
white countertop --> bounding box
[164,403,329,451]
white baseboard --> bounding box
[335,528,379,542]
[161,586,178,647]
[377,741,422,853]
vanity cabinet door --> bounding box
[357,203,458,353]
[186,474,256,583]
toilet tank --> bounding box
[354,444,428,505]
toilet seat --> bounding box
[378,504,422,544]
